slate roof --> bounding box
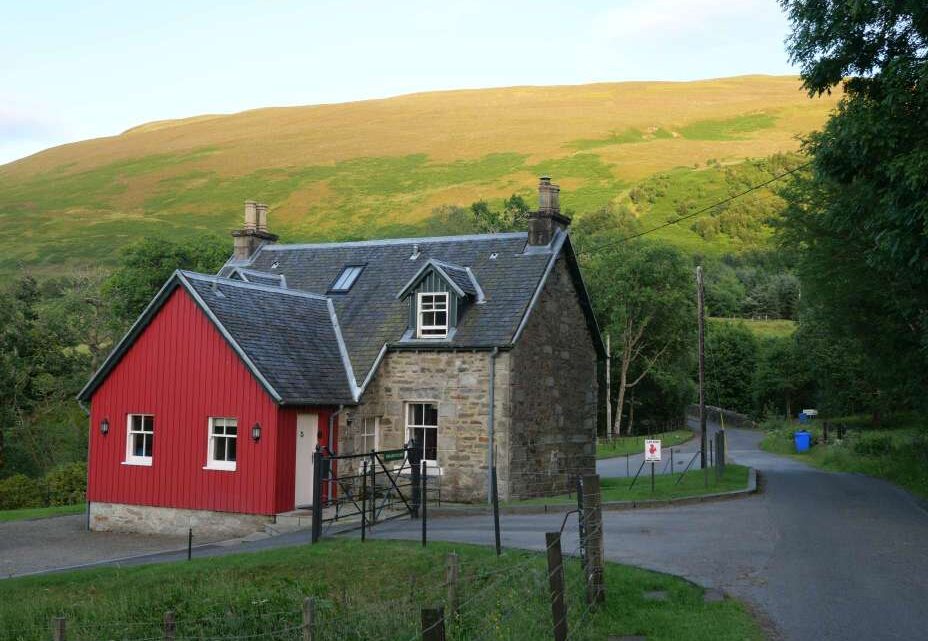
[223,229,601,386]
[397,259,481,299]
[78,271,356,405]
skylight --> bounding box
[330,265,364,292]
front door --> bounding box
[295,413,318,507]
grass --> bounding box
[709,317,797,339]
[760,414,928,497]
[597,430,693,458]
[0,75,839,274]
[0,503,85,523]
[512,464,751,505]
[0,539,763,641]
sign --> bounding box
[802,409,818,417]
[645,439,661,462]
[382,450,405,462]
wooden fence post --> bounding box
[445,552,459,618]
[582,475,605,604]
[162,611,176,641]
[302,597,316,641]
[421,606,445,641]
[546,532,568,641]
[52,617,66,641]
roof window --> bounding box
[330,265,364,292]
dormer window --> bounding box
[417,293,449,338]
[330,265,364,292]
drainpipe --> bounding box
[487,348,499,505]
[77,400,91,531]
[327,405,345,503]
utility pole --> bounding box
[696,266,708,480]
[605,334,612,440]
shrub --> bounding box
[853,435,895,457]
[44,462,87,506]
[0,474,44,510]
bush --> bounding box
[44,462,87,506]
[853,435,895,457]
[0,474,44,510]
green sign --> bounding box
[382,450,406,462]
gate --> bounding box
[310,446,424,542]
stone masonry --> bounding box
[90,501,271,538]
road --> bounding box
[367,426,928,641]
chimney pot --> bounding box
[244,200,257,231]
[256,203,269,233]
[528,176,570,246]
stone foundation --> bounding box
[89,502,272,538]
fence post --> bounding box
[546,532,568,641]
[311,447,323,543]
[187,528,192,561]
[421,461,428,547]
[52,617,66,641]
[575,476,586,571]
[369,451,377,526]
[421,607,445,641]
[446,552,459,618]
[163,611,176,641]
[302,597,316,641]
[582,475,605,604]
[361,459,368,542]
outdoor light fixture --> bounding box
[251,423,262,442]
[100,418,110,436]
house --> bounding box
[78,177,605,536]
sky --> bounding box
[0,0,797,164]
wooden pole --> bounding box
[421,607,446,641]
[163,612,176,641]
[546,532,568,641]
[697,266,708,487]
[605,333,612,439]
[582,475,605,604]
[52,617,66,641]
[446,552,460,618]
[302,597,316,641]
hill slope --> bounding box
[0,75,838,271]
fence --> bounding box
[20,476,608,641]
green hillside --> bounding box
[0,76,838,272]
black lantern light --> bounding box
[100,418,110,436]
[251,422,262,442]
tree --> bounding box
[103,234,228,328]
[779,1,928,413]
[585,241,695,435]
[470,194,530,233]
[705,321,758,415]
[753,335,811,419]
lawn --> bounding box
[0,539,763,641]
[512,464,750,505]
[597,429,693,458]
[709,317,797,339]
[0,503,85,523]
[760,414,928,497]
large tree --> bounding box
[778,0,928,413]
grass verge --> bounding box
[0,503,85,523]
[0,539,763,641]
[597,430,693,458]
[511,464,750,506]
[760,414,928,497]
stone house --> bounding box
[78,177,604,535]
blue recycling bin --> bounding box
[794,430,811,453]
[798,411,810,425]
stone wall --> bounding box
[89,502,271,538]
[506,256,598,498]
[342,350,510,503]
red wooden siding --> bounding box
[87,287,333,516]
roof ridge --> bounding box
[258,231,528,251]
[180,271,328,301]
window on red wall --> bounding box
[206,417,238,471]
[125,414,154,465]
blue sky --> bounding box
[0,0,796,164]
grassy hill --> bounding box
[0,75,839,272]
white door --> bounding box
[294,413,318,507]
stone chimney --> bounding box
[232,200,278,261]
[528,176,571,246]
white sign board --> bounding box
[802,409,818,417]
[645,439,662,462]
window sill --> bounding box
[122,459,152,467]
[203,464,237,472]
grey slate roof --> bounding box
[226,230,589,385]
[396,258,480,299]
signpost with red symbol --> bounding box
[645,439,661,493]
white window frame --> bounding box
[124,414,154,466]
[205,417,238,471]
[406,402,439,469]
[416,292,449,338]
[359,416,380,454]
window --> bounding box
[417,292,449,338]
[330,265,364,292]
[407,403,438,463]
[207,418,238,471]
[125,414,154,465]
[360,416,379,453]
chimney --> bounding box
[232,199,279,261]
[528,176,571,246]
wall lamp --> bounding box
[100,418,110,436]
[251,423,262,442]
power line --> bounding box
[580,160,811,254]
